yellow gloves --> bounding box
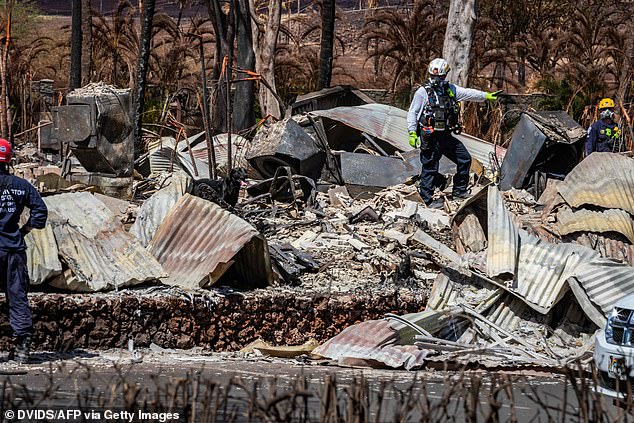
[409,131,420,148]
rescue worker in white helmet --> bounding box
[585,98,620,155]
[407,58,500,208]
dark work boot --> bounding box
[425,199,445,210]
[453,190,472,201]
[9,335,31,364]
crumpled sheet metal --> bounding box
[486,186,596,314]
[45,192,165,292]
[312,319,431,370]
[482,186,634,327]
[310,104,412,152]
[454,132,506,170]
[557,207,634,244]
[24,225,62,285]
[573,257,634,325]
[486,185,519,277]
[147,194,272,289]
[310,104,500,170]
[569,232,634,266]
[130,172,191,247]
[146,136,235,180]
[558,153,634,215]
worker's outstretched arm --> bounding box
[453,85,487,103]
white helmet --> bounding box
[428,58,450,77]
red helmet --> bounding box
[0,138,10,163]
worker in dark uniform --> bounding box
[0,138,47,363]
[586,98,621,155]
[407,58,500,208]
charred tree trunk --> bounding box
[233,0,255,131]
[70,0,82,89]
[617,31,634,104]
[251,0,282,118]
[133,0,156,157]
[318,0,335,90]
[207,0,236,132]
[442,0,476,86]
[81,0,93,86]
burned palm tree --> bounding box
[362,0,446,94]
[275,8,347,98]
[92,0,139,87]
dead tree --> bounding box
[81,0,93,85]
[442,0,476,86]
[251,0,282,118]
[207,0,236,132]
[70,0,82,89]
[233,0,256,131]
[318,0,336,89]
[133,0,156,156]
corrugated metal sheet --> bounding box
[148,134,248,178]
[311,104,412,152]
[427,273,458,311]
[486,185,520,277]
[485,186,597,314]
[312,319,431,370]
[569,232,634,265]
[130,172,191,247]
[310,105,503,168]
[147,194,272,289]
[481,185,634,325]
[574,257,634,321]
[45,192,165,292]
[557,208,634,244]
[558,153,634,215]
[455,133,506,169]
[25,225,62,285]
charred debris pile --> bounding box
[13,83,634,367]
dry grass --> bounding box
[0,360,632,422]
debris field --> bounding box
[5,83,634,373]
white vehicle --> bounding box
[595,295,634,398]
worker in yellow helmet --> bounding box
[586,98,621,155]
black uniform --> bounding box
[0,168,48,338]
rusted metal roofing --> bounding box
[557,208,634,244]
[130,172,191,247]
[558,153,634,215]
[569,232,634,266]
[312,319,431,370]
[25,225,62,285]
[147,194,272,289]
[44,192,165,292]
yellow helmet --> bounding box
[599,98,615,109]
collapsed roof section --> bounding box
[147,194,273,290]
[499,111,586,196]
